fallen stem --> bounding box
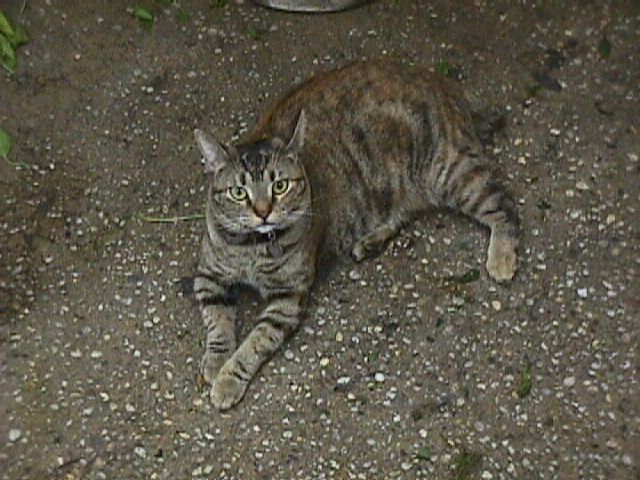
[140,213,205,224]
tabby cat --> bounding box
[193,61,519,410]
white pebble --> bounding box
[8,429,22,442]
[374,372,385,383]
[491,300,502,311]
[577,288,588,298]
[563,376,576,387]
[576,180,589,191]
[349,270,361,281]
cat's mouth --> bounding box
[255,223,276,234]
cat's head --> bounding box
[194,111,310,236]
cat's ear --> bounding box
[286,109,307,153]
[194,129,229,175]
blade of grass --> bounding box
[140,213,205,224]
[0,11,16,38]
[0,127,13,159]
[133,6,154,25]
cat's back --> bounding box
[247,61,462,142]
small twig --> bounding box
[140,213,205,224]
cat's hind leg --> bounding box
[438,157,519,282]
[351,220,401,262]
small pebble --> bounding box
[491,300,502,311]
[374,372,385,383]
[576,180,589,191]
[8,429,22,442]
[563,376,576,387]
[577,288,588,299]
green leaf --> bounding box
[176,7,189,21]
[457,268,480,284]
[452,450,483,480]
[133,6,154,23]
[0,33,15,59]
[246,26,263,41]
[516,359,533,399]
[415,445,432,460]
[0,127,13,159]
[10,24,28,47]
[0,33,16,73]
[537,199,552,210]
[443,268,480,284]
[0,11,16,38]
[597,35,611,59]
[436,59,450,77]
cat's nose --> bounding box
[253,200,272,220]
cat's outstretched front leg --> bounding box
[210,291,304,410]
[194,269,237,384]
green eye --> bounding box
[272,179,289,195]
[228,186,248,201]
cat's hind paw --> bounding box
[486,232,517,282]
[210,369,248,410]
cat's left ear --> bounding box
[194,129,229,175]
[286,109,307,153]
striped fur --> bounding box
[194,61,519,409]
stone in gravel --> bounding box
[563,376,576,387]
[8,429,21,442]
[348,269,361,281]
[374,372,385,383]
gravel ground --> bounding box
[1,1,638,479]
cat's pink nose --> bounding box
[253,200,272,220]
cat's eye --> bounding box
[272,179,290,196]
[228,186,248,202]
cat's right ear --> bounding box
[285,109,307,153]
[194,129,228,175]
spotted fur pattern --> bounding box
[193,61,519,409]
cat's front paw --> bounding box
[486,233,517,282]
[210,368,248,410]
[200,352,226,384]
